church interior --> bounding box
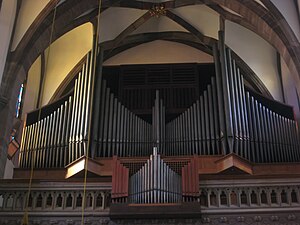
[0,0,300,224]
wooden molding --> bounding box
[65,156,104,179]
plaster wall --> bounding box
[271,0,300,42]
[99,7,147,43]
[0,0,17,85]
[132,16,188,35]
[42,23,93,106]
[103,40,213,66]
[171,5,219,39]
[21,56,41,119]
[281,57,300,120]
[225,20,283,102]
[11,0,50,51]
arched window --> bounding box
[6,194,13,208]
[15,194,23,209]
[210,191,217,206]
[0,194,4,208]
[250,191,257,204]
[200,191,208,207]
[66,194,73,207]
[261,190,267,204]
[46,194,53,208]
[86,193,93,208]
[291,190,298,203]
[271,190,277,204]
[240,191,248,205]
[56,194,63,207]
[281,190,287,204]
[35,194,43,208]
[76,194,82,207]
[220,191,227,205]
[28,194,33,207]
[230,191,237,205]
[15,83,24,118]
[96,194,103,208]
[105,193,111,208]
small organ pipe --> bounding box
[119,105,125,157]
[34,121,40,168]
[204,91,210,155]
[129,149,181,204]
[52,109,59,167]
[200,96,206,154]
[107,94,114,157]
[98,80,107,156]
[208,85,216,155]
[269,111,278,162]
[266,108,274,162]
[196,100,202,155]
[115,100,121,156]
[211,78,220,155]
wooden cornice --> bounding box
[65,156,104,179]
[13,155,300,180]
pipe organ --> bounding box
[129,148,181,204]
[92,79,153,158]
[19,32,300,172]
[19,96,73,169]
[165,77,222,156]
[112,148,199,204]
[152,91,166,154]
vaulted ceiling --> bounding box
[1,0,300,108]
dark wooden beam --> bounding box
[36,52,46,108]
[165,10,207,43]
[104,11,152,54]
[276,52,286,103]
[103,31,212,59]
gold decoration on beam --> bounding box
[149,4,166,18]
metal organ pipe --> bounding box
[129,148,181,204]
[19,39,300,170]
[211,78,220,155]
[227,51,239,155]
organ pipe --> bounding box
[129,148,181,204]
[19,32,300,169]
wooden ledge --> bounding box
[109,202,201,219]
[65,156,104,179]
[214,153,253,175]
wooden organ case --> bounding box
[17,32,300,219]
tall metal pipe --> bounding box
[43,116,50,168]
[108,94,114,157]
[97,81,107,156]
[227,56,239,155]
[65,97,72,166]
[204,91,210,155]
[208,85,216,155]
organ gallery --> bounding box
[0,1,300,225]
